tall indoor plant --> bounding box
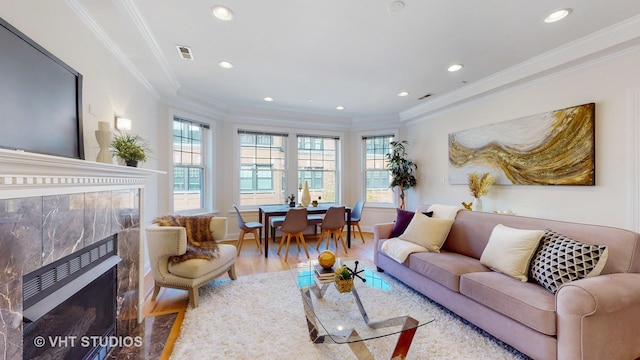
[385,140,417,209]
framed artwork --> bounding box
[448,103,595,185]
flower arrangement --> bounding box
[287,194,296,202]
[468,172,496,199]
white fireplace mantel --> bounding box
[0,148,164,199]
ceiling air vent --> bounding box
[418,93,433,100]
[176,45,194,61]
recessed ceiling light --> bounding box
[544,8,571,23]
[448,64,463,72]
[336,106,345,110]
[398,91,409,97]
[264,97,274,102]
[212,5,234,21]
[218,61,233,69]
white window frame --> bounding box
[360,130,399,207]
[169,112,214,214]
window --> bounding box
[173,117,208,212]
[297,135,339,202]
[239,130,287,206]
[363,135,394,204]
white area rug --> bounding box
[171,262,529,360]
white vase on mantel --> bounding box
[472,197,483,212]
[95,121,112,164]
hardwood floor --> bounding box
[143,231,376,359]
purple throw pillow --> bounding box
[389,208,432,238]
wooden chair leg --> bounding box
[189,287,199,308]
[236,229,246,255]
[299,233,310,258]
[251,229,263,254]
[284,234,292,262]
[228,264,237,280]
[355,222,365,243]
[151,284,161,301]
[277,233,287,254]
[337,231,348,255]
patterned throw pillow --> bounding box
[530,229,608,294]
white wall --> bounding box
[404,47,640,230]
[1,2,162,223]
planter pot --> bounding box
[289,201,296,207]
[335,277,354,293]
[125,160,138,167]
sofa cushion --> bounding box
[480,224,544,282]
[169,244,236,279]
[530,228,609,294]
[399,212,454,252]
[460,271,557,336]
[409,251,491,292]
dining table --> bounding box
[257,203,351,258]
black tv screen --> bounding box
[0,17,84,159]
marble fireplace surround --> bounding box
[0,149,162,360]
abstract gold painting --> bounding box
[448,103,595,185]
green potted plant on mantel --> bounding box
[385,140,418,210]
[110,131,150,167]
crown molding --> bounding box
[118,0,180,89]
[65,0,160,99]
[225,105,354,130]
[400,14,640,122]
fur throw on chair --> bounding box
[153,215,220,264]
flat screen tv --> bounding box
[0,17,84,159]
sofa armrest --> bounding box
[373,222,394,266]
[210,217,228,240]
[373,222,394,241]
[556,273,640,360]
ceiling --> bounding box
[73,0,640,120]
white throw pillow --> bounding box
[399,211,455,252]
[480,224,544,282]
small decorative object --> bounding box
[334,261,366,293]
[461,201,473,211]
[467,172,495,212]
[311,196,321,207]
[110,131,150,167]
[95,121,112,164]
[318,250,336,269]
[385,140,417,210]
[301,180,311,207]
[287,194,296,207]
[334,265,354,293]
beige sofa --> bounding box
[373,209,640,360]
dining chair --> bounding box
[276,208,310,262]
[232,205,263,255]
[348,200,366,243]
[316,206,348,255]
[270,213,322,242]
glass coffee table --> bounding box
[289,259,434,359]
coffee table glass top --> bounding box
[289,259,435,344]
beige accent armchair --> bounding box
[145,217,236,308]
